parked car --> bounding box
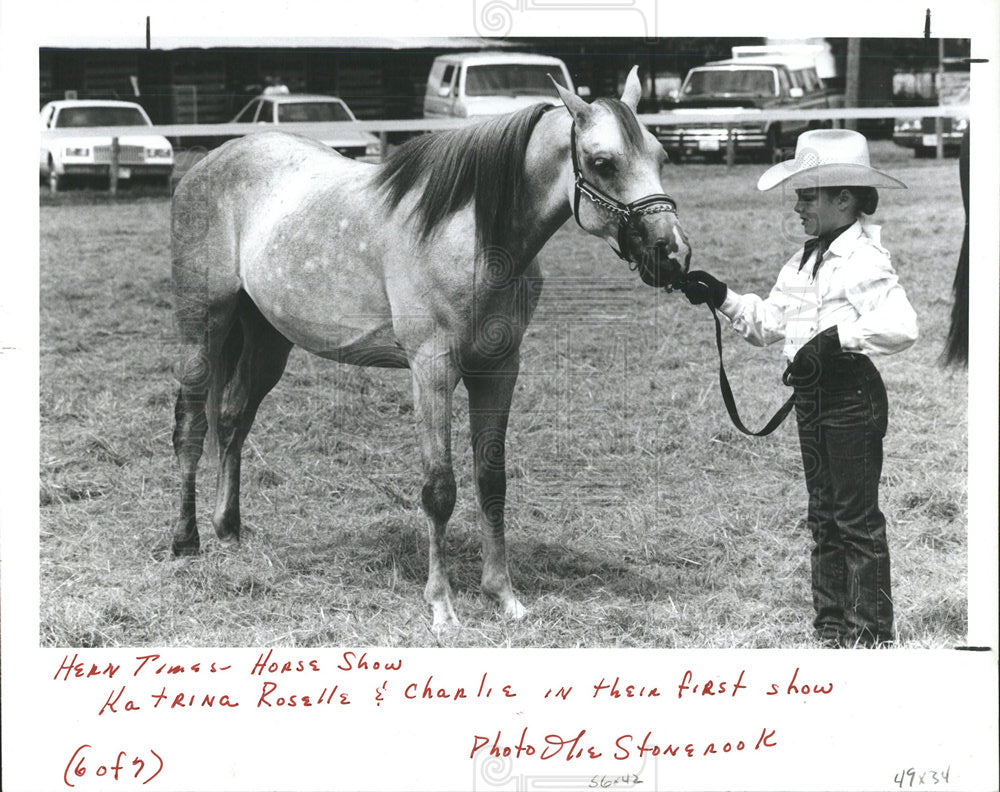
[39,99,174,191]
[231,94,380,159]
[893,71,969,157]
[655,56,837,162]
[423,52,575,119]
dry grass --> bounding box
[39,142,967,648]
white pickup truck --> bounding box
[423,52,575,119]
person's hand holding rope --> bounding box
[782,326,842,388]
[678,270,728,308]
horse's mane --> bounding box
[375,103,553,254]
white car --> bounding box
[423,52,575,119]
[39,99,174,191]
[231,94,380,159]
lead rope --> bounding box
[706,302,796,437]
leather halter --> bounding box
[569,122,678,264]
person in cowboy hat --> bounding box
[681,129,918,648]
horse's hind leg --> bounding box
[410,345,462,628]
[172,354,210,556]
[171,298,239,556]
[212,293,293,543]
[464,355,525,619]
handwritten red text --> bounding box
[63,745,162,787]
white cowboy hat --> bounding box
[757,129,907,191]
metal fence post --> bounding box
[109,136,119,195]
[936,37,945,159]
[380,131,388,163]
[725,125,735,168]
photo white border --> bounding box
[3,1,997,790]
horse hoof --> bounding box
[430,601,461,631]
[432,616,462,633]
[503,598,527,620]
[171,540,201,558]
[215,534,240,550]
[212,520,241,544]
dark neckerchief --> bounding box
[799,222,854,279]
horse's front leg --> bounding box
[464,352,525,620]
[410,346,461,629]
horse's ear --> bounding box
[551,75,591,123]
[620,66,642,111]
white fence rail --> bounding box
[39,104,969,142]
[41,105,968,192]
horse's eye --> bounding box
[592,158,615,176]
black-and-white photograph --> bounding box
[3,2,998,789]
[35,31,973,649]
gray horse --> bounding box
[169,67,691,627]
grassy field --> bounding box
[39,142,968,648]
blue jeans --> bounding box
[793,353,894,647]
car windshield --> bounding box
[464,64,566,97]
[683,69,777,97]
[277,101,353,122]
[55,106,149,127]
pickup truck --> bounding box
[654,56,840,162]
[892,71,969,157]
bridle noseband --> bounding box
[570,122,678,266]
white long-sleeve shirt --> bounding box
[718,220,919,362]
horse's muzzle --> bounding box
[637,238,690,290]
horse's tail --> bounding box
[204,307,251,456]
[202,345,224,458]
[943,226,969,368]
[942,127,970,368]
[170,152,242,456]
